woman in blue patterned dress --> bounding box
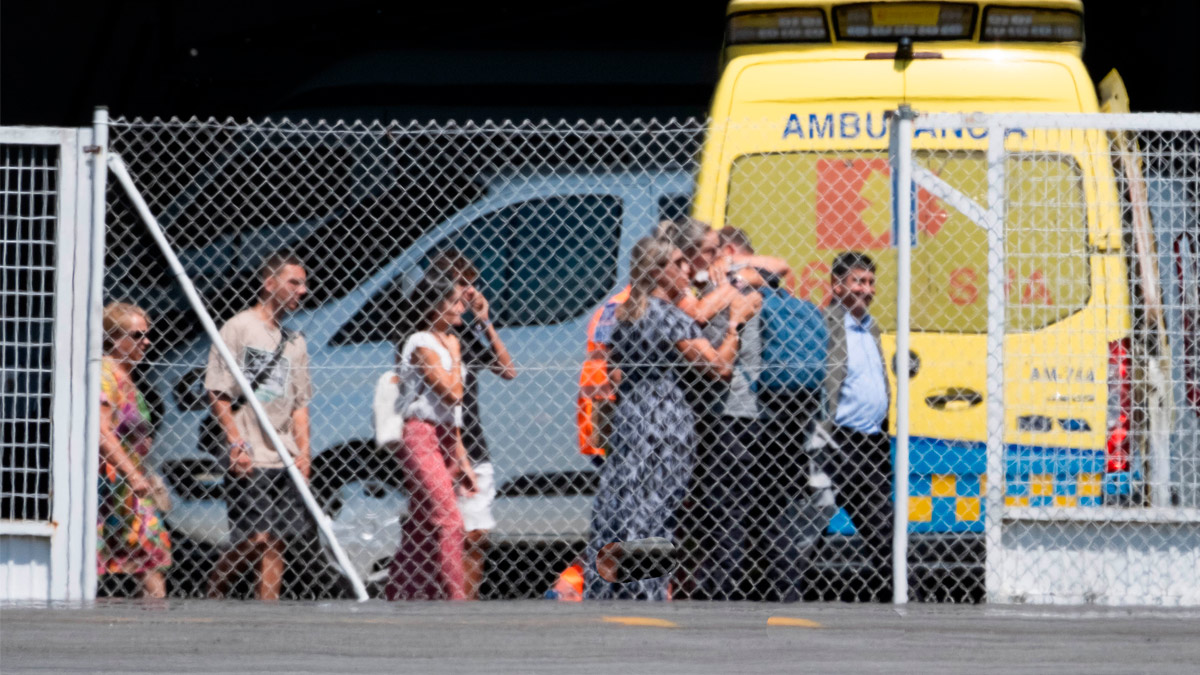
[584,236,756,600]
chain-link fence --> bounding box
[953,114,1200,605]
[91,112,1200,604]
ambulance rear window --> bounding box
[724,150,1090,332]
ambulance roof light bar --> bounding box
[726,8,830,44]
[981,6,1083,42]
[834,3,976,41]
[726,3,1084,47]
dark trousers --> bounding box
[692,414,758,600]
[827,424,894,599]
[756,390,824,601]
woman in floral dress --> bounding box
[98,302,172,597]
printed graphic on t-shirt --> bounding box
[242,346,290,404]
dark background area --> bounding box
[3,0,1197,127]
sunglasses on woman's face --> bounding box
[669,256,689,269]
[124,330,150,341]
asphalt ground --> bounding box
[3,600,1198,674]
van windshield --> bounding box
[725,150,1090,333]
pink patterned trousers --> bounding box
[385,419,466,600]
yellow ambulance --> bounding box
[693,0,1149,594]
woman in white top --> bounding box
[383,274,477,601]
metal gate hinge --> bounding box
[83,145,103,154]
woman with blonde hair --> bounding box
[97,302,172,597]
[583,236,756,600]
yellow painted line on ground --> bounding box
[767,617,822,628]
[601,616,679,628]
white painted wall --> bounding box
[997,512,1200,605]
[0,536,52,601]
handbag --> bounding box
[197,327,293,461]
[372,369,406,448]
[373,333,424,450]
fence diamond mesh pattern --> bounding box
[988,121,1200,604]
[95,114,1200,604]
[1,144,59,524]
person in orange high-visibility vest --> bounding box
[577,286,631,463]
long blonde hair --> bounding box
[102,301,148,354]
[616,236,674,322]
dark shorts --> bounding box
[226,468,312,541]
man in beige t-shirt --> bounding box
[205,251,312,601]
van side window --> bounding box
[442,194,623,326]
[331,195,621,344]
[502,195,622,326]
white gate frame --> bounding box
[911,111,1200,605]
[0,124,101,601]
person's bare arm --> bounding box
[735,254,797,292]
[680,285,737,325]
[732,266,767,288]
[413,345,463,406]
[677,290,762,380]
[479,321,516,380]
[468,290,517,380]
[99,401,152,497]
[677,332,737,381]
[210,392,252,477]
[291,406,311,481]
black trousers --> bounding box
[692,414,759,600]
[826,425,894,599]
[755,390,823,601]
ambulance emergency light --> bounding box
[726,9,830,44]
[981,7,1083,42]
[834,3,976,40]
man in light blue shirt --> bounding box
[834,310,890,433]
[819,251,893,602]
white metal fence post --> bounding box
[983,122,1008,603]
[890,105,916,605]
[82,107,109,601]
[105,152,370,602]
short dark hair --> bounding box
[717,226,754,254]
[258,250,304,282]
[427,248,479,285]
[831,251,876,280]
